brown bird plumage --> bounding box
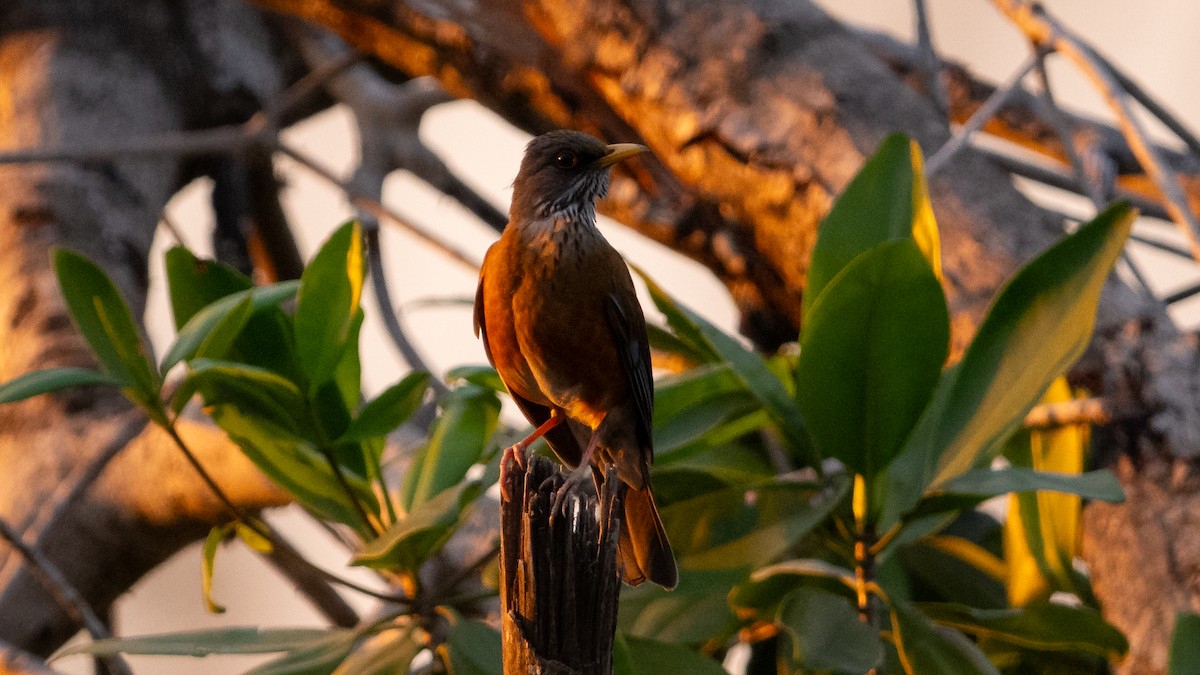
[474,130,678,589]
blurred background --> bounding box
[46,0,1200,672]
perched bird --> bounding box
[474,130,678,589]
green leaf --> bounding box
[1170,613,1200,675]
[889,598,1000,675]
[342,372,431,443]
[195,295,255,362]
[186,359,310,432]
[52,248,160,399]
[776,587,883,673]
[400,384,499,512]
[918,601,1128,659]
[795,239,948,480]
[336,624,424,675]
[294,220,364,390]
[445,365,506,393]
[619,567,746,645]
[653,363,759,457]
[246,630,361,675]
[613,635,727,675]
[165,246,253,330]
[663,474,850,571]
[439,612,501,675]
[160,281,300,374]
[634,266,720,364]
[937,467,1123,502]
[53,627,349,659]
[805,133,940,321]
[634,268,817,466]
[209,404,372,529]
[898,537,1007,611]
[880,203,1136,526]
[353,481,482,572]
[0,368,122,404]
[201,525,230,614]
[1003,378,1098,606]
[331,308,365,416]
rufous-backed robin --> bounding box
[474,130,678,589]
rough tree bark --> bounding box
[2,0,1198,673]
[0,0,302,658]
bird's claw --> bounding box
[499,442,531,499]
[547,464,591,527]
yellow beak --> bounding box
[597,143,649,167]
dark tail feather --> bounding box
[618,485,678,589]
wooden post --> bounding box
[500,455,624,675]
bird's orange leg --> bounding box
[500,411,564,493]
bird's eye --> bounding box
[554,150,578,169]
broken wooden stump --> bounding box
[500,455,624,675]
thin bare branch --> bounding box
[927,52,1039,175]
[912,0,947,118]
[1023,397,1114,429]
[273,140,481,270]
[993,0,1200,260]
[0,519,131,675]
[365,226,453,396]
[0,415,147,592]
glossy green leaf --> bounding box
[646,322,712,370]
[353,481,482,572]
[342,372,431,442]
[898,537,1007,610]
[688,308,818,466]
[889,598,1000,675]
[776,587,883,672]
[160,281,300,374]
[729,560,857,625]
[0,368,122,404]
[619,567,746,645]
[613,635,727,675]
[653,363,759,458]
[937,467,1123,502]
[1170,613,1200,675]
[634,266,720,364]
[331,308,364,415]
[195,295,255,362]
[439,612,501,675]
[246,630,361,675]
[209,404,371,529]
[919,601,1128,659]
[796,239,948,480]
[1004,378,1097,606]
[53,627,349,659]
[880,203,1135,526]
[805,133,940,322]
[445,365,506,393]
[336,625,423,675]
[400,384,499,511]
[186,359,310,432]
[202,525,230,614]
[662,474,849,571]
[52,248,160,398]
[294,220,364,390]
[164,246,253,329]
[635,267,817,465]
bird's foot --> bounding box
[499,441,531,499]
[547,463,592,526]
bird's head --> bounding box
[510,130,647,222]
